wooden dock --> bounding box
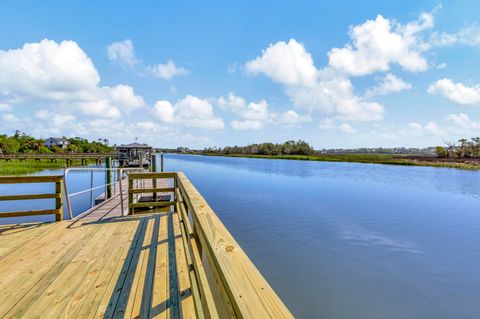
[0,172,293,318]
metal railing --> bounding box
[63,167,145,219]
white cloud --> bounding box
[153,100,175,124]
[230,120,263,130]
[428,78,480,105]
[328,12,433,76]
[153,95,224,130]
[240,100,271,121]
[0,103,11,111]
[245,40,385,122]
[245,39,317,86]
[2,113,19,122]
[107,39,188,80]
[216,93,276,130]
[319,118,335,129]
[0,39,145,119]
[217,92,246,111]
[107,39,137,67]
[430,24,480,47]
[339,123,357,133]
[35,109,49,120]
[0,39,99,101]
[436,62,447,69]
[108,84,145,111]
[52,114,75,126]
[365,73,412,97]
[404,121,442,136]
[277,110,311,126]
[148,60,188,79]
[287,70,384,121]
[445,113,480,129]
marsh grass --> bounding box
[198,153,480,170]
[0,159,82,176]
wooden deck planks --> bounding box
[172,212,196,319]
[0,210,197,318]
[151,214,170,319]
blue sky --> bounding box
[0,1,479,149]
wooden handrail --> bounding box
[176,172,293,318]
[127,172,176,215]
[0,175,63,221]
[0,153,113,159]
[126,171,293,318]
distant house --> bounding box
[176,147,191,153]
[44,137,69,149]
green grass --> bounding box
[198,153,480,170]
[0,159,83,176]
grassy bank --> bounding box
[0,159,82,176]
[197,153,480,170]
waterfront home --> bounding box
[44,137,69,149]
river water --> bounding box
[163,154,480,319]
[1,154,479,318]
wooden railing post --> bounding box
[151,154,157,201]
[55,179,63,221]
[106,156,112,199]
[128,176,134,215]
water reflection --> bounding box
[164,153,480,319]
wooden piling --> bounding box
[105,157,112,199]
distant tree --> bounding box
[435,146,448,158]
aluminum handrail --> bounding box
[63,167,144,219]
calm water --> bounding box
[1,155,479,318]
[0,166,111,224]
[163,154,480,319]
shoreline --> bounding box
[0,159,84,176]
[192,153,480,170]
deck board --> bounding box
[0,189,195,318]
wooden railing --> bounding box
[127,172,293,318]
[0,153,114,159]
[0,175,63,221]
[127,172,176,215]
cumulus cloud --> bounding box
[216,93,277,130]
[339,123,357,133]
[0,39,99,101]
[319,118,335,129]
[147,60,188,79]
[430,24,480,47]
[229,100,271,130]
[2,113,19,122]
[328,12,433,76]
[427,78,480,105]
[404,121,442,136]
[245,39,317,86]
[0,39,145,119]
[107,39,137,67]
[287,70,384,121]
[217,92,246,111]
[107,39,188,79]
[245,40,385,121]
[153,95,224,129]
[230,120,263,130]
[277,110,311,126]
[445,113,480,129]
[365,74,412,97]
[0,103,11,111]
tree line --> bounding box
[435,138,480,158]
[0,131,114,154]
[203,140,314,156]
